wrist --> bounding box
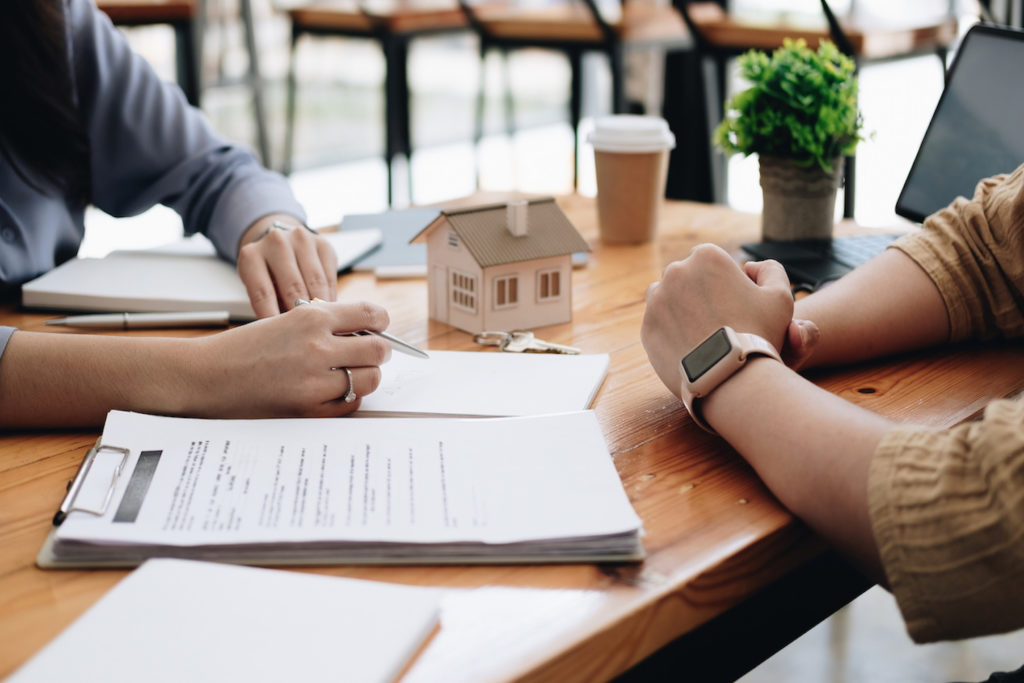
[135,337,209,417]
[678,327,782,433]
[174,336,227,418]
[699,355,788,434]
[239,213,310,250]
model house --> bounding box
[411,197,590,334]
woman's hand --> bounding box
[641,244,795,398]
[187,301,391,418]
[237,214,339,318]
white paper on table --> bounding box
[359,350,610,417]
[9,558,441,683]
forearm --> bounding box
[702,357,899,579]
[0,331,200,428]
[794,248,949,368]
[0,302,391,427]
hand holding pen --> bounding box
[294,298,428,359]
[175,298,398,418]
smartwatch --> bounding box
[679,326,782,433]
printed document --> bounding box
[40,410,643,567]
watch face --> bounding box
[682,328,732,382]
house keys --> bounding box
[474,331,580,355]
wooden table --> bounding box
[3,196,1023,681]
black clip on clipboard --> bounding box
[53,443,130,526]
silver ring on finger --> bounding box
[342,366,357,403]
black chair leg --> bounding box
[240,0,271,167]
[174,19,201,107]
[706,53,728,206]
[609,46,626,114]
[472,43,489,188]
[502,48,516,139]
[843,155,856,218]
[284,33,300,176]
[662,48,715,203]
[393,36,413,204]
[383,35,412,206]
[569,49,583,189]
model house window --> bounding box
[494,275,519,309]
[537,269,561,302]
[447,231,460,248]
[451,270,476,312]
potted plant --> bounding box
[714,38,865,241]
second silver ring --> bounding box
[342,366,357,403]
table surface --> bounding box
[3,195,1024,681]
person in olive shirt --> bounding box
[0,0,389,426]
[642,164,1024,645]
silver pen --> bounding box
[45,311,231,329]
[294,298,429,359]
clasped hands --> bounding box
[641,244,820,400]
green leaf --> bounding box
[713,38,867,171]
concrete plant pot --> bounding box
[758,155,843,241]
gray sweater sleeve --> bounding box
[67,0,306,261]
[0,327,13,360]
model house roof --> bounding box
[412,197,590,268]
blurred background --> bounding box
[86,0,966,251]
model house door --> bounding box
[431,265,448,322]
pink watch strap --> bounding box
[682,329,782,434]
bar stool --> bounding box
[457,0,691,188]
[283,0,470,205]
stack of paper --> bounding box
[39,410,644,567]
[10,558,440,683]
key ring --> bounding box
[474,331,511,347]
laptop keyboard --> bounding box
[825,234,901,268]
[741,233,901,288]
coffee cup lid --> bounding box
[587,115,676,153]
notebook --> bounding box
[21,229,382,320]
[743,23,1024,288]
[10,558,441,683]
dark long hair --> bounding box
[0,0,91,205]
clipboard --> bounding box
[52,442,129,525]
[38,440,159,569]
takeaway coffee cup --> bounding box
[588,115,676,244]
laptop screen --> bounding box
[896,23,1024,223]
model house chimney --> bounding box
[507,199,528,237]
